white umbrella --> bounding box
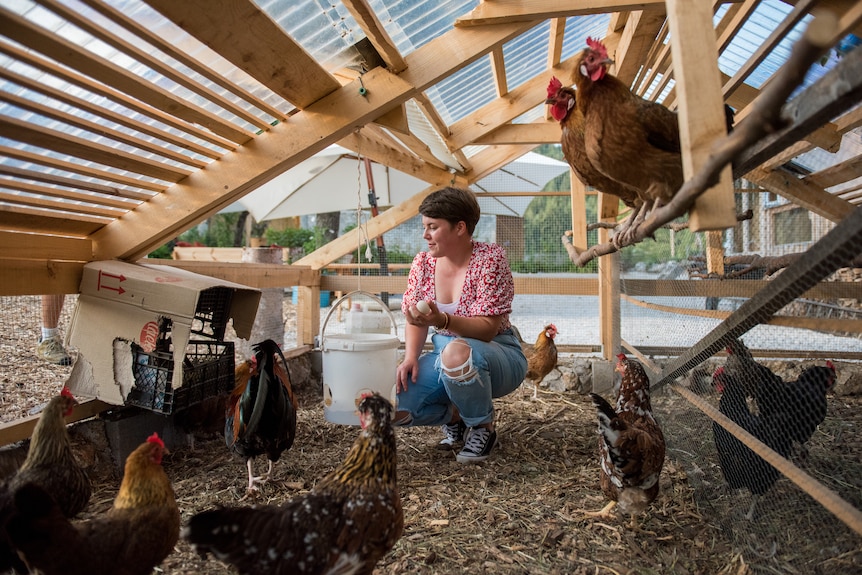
[233,145,569,220]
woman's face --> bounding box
[421,216,459,257]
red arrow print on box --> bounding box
[98,270,126,294]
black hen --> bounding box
[225,339,297,496]
[712,367,792,520]
[185,393,402,575]
[773,362,836,448]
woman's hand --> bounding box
[396,355,419,393]
[405,300,443,330]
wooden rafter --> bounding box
[455,0,667,27]
[342,0,408,74]
[144,0,341,110]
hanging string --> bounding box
[354,133,374,292]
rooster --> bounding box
[7,432,180,575]
[570,37,734,246]
[712,367,792,520]
[778,362,836,450]
[184,392,403,575]
[226,339,297,497]
[545,77,643,227]
[520,323,559,399]
[0,387,91,573]
[588,354,665,528]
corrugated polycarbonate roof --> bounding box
[0,0,859,232]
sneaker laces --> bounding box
[462,427,491,454]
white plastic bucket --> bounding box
[320,291,399,425]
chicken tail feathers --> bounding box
[183,507,267,568]
[591,393,617,427]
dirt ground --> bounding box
[1,295,861,574]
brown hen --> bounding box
[0,387,92,573]
[8,432,180,575]
[521,324,559,399]
[184,392,403,575]
[588,354,665,529]
[545,77,642,220]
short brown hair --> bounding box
[418,187,481,235]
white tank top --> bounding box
[435,300,458,314]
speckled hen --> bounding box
[184,392,403,575]
[588,354,666,528]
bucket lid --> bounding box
[322,333,399,352]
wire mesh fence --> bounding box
[1,193,860,570]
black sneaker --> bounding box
[437,420,467,450]
[456,427,497,463]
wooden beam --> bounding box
[145,0,341,110]
[490,47,509,97]
[0,399,114,447]
[0,116,192,182]
[147,260,317,289]
[0,39,234,150]
[0,231,92,262]
[666,0,737,231]
[0,145,165,195]
[597,192,620,360]
[341,0,408,74]
[612,6,667,86]
[89,21,537,261]
[570,170,588,253]
[547,17,566,69]
[474,122,562,145]
[455,0,667,26]
[0,180,136,211]
[747,166,855,222]
[803,155,862,189]
[0,259,84,295]
[0,6,251,143]
[0,165,149,202]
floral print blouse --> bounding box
[401,241,514,335]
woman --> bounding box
[396,187,527,463]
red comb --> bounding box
[146,432,164,448]
[714,366,725,376]
[61,387,74,399]
[547,76,562,98]
[826,360,835,371]
[586,37,607,56]
[616,353,627,361]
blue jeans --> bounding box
[396,329,527,428]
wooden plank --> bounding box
[0,231,92,262]
[0,259,84,295]
[0,191,124,218]
[0,116,192,182]
[0,7,251,143]
[0,164,152,202]
[0,145,166,195]
[339,129,452,184]
[447,52,582,150]
[0,180,139,212]
[78,0,285,120]
[91,21,536,261]
[146,0,341,110]
[341,0,408,74]
[0,40,235,151]
[0,68,219,162]
[569,171,588,253]
[0,399,114,447]
[455,0,668,26]
[747,166,855,223]
[666,0,736,232]
[597,192,620,360]
[490,47,509,97]
[473,122,562,145]
[148,260,317,289]
[37,0,271,132]
[612,6,667,86]
[547,18,566,69]
[803,155,862,190]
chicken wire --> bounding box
[2,193,860,571]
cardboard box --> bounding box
[66,260,260,407]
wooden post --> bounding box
[569,168,588,254]
[665,0,737,232]
[597,193,620,361]
[238,246,285,356]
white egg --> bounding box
[416,300,431,314]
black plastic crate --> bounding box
[127,340,234,415]
[193,287,234,340]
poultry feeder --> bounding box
[320,290,399,425]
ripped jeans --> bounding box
[396,329,527,428]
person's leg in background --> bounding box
[36,294,71,365]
